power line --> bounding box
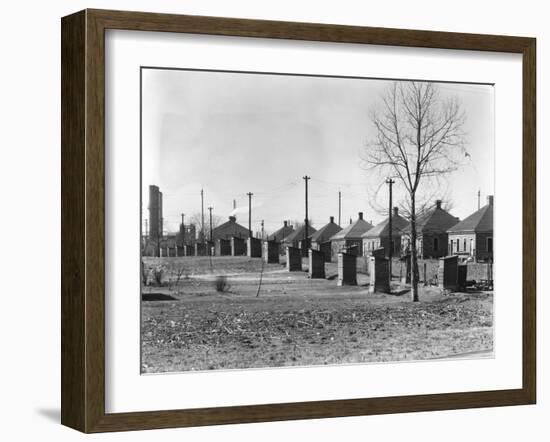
[310,177,367,187]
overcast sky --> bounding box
[142,68,494,235]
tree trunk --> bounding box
[410,194,419,302]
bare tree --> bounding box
[188,212,223,241]
[365,81,467,301]
[291,219,314,231]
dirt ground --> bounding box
[141,256,493,373]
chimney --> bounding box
[229,216,236,222]
[435,199,442,209]
[283,220,288,227]
[393,207,399,216]
[358,212,364,220]
[487,195,494,206]
[330,216,334,223]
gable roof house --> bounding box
[311,216,342,246]
[362,207,408,257]
[401,200,460,259]
[282,224,317,254]
[267,220,295,242]
[309,216,342,261]
[211,216,250,242]
[447,195,494,262]
[329,212,373,258]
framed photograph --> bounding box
[61,9,536,433]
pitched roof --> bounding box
[330,213,373,241]
[212,216,249,241]
[447,200,493,233]
[401,203,459,235]
[362,213,408,238]
[311,219,342,243]
[282,224,317,243]
[268,222,295,242]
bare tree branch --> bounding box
[363,81,467,301]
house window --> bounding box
[463,238,467,251]
[487,237,493,253]
[470,239,474,256]
[457,239,460,252]
[433,237,439,252]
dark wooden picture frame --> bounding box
[61,9,536,433]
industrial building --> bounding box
[177,223,197,247]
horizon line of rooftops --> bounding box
[144,183,493,261]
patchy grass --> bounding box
[141,257,493,373]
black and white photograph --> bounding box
[140,68,494,374]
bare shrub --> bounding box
[170,265,186,291]
[141,261,149,286]
[215,276,230,292]
[153,266,165,286]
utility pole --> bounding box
[477,189,481,210]
[247,192,253,238]
[338,190,342,226]
[386,177,395,290]
[303,176,311,248]
[207,206,213,241]
[200,188,205,243]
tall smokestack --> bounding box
[148,185,161,242]
[159,191,163,239]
